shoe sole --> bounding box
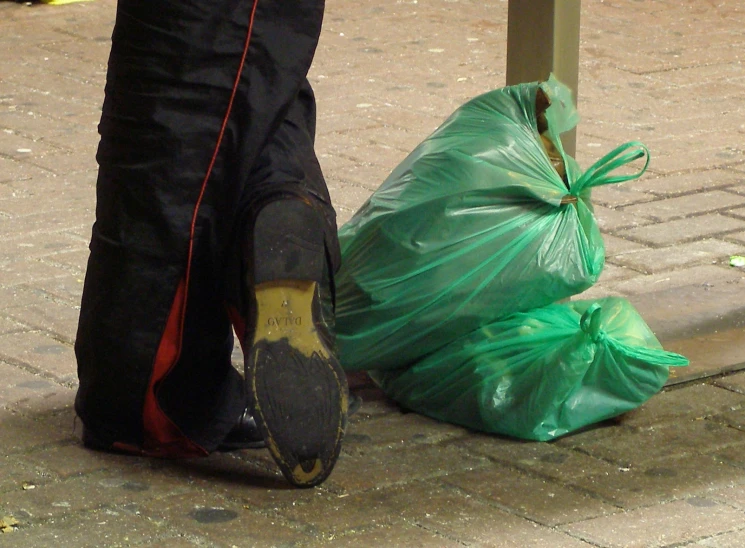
[247,199,346,488]
[247,279,347,488]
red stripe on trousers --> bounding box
[140,0,261,457]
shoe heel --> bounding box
[253,200,325,285]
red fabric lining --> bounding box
[140,0,261,457]
[141,280,205,457]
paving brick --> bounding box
[135,491,310,547]
[726,205,745,220]
[0,231,85,262]
[0,111,87,144]
[341,411,469,453]
[571,454,745,510]
[0,361,68,408]
[41,248,91,274]
[561,498,745,548]
[713,372,745,395]
[2,509,184,548]
[278,485,406,535]
[349,124,428,154]
[649,149,745,175]
[647,61,745,88]
[572,283,616,302]
[28,152,97,177]
[618,214,745,246]
[724,182,745,197]
[0,454,48,496]
[709,405,745,433]
[0,465,198,523]
[592,185,657,207]
[0,173,96,210]
[326,179,379,214]
[0,156,53,184]
[306,523,464,547]
[627,277,745,341]
[621,190,745,222]
[709,443,745,474]
[593,263,640,284]
[558,419,745,467]
[324,155,388,192]
[593,204,654,231]
[6,385,75,416]
[609,239,742,274]
[314,111,383,136]
[663,326,745,384]
[0,408,74,456]
[708,483,745,511]
[454,435,618,481]
[0,208,91,236]
[379,481,597,547]
[24,274,85,305]
[0,259,78,289]
[327,441,488,494]
[604,264,744,295]
[603,234,648,257]
[157,451,316,509]
[0,316,25,335]
[442,466,617,527]
[2,297,81,345]
[0,331,76,384]
[617,384,745,428]
[0,129,61,160]
[693,529,745,548]
[22,441,143,481]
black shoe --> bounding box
[218,392,362,453]
[245,199,348,488]
[216,407,266,451]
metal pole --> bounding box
[506,0,581,157]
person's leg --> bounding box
[224,80,346,487]
[75,0,327,456]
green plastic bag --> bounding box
[370,297,688,441]
[336,76,649,371]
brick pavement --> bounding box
[1,0,745,546]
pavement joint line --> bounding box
[647,162,745,176]
[408,522,470,547]
[667,361,745,387]
[631,184,744,201]
[0,313,71,336]
[0,354,77,388]
[448,478,613,529]
[614,204,745,220]
[0,314,78,341]
[606,228,745,249]
[3,285,83,309]
[3,438,83,461]
[3,508,192,542]
[35,253,91,267]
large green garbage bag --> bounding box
[335,76,649,372]
[370,297,688,441]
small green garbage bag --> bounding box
[335,76,649,371]
[369,297,689,441]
